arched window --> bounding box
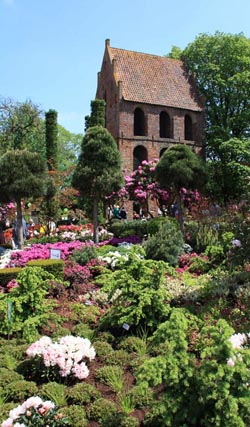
[160,148,167,157]
[160,111,171,138]
[133,146,148,170]
[185,115,193,140]
[134,108,146,136]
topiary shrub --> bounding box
[5,379,38,402]
[142,222,184,265]
[67,382,101,405]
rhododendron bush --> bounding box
[1,396,68,427]
[26,335,96,381]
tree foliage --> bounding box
[206,138,250,203]
[45,109,58,171]
[155,144,207,231]
[183,32,250,152]
[0,149,48,248]
[0,97,45,157]
[72,125,123,242]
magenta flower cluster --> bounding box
[7,241,95,268]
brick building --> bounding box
[96,39,205,216]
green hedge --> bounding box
[26,259,64,280]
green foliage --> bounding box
[116,415,139,427]
[45,109,58,171]
[106,349,131,366]
[166,45,183,59]
[188,255,211,274]
[70,245,97,265]
[129,383,154,408]
[87,99,106,128]
[67,382,101,405]
[108,219,148,238]
[0,368,23,388]
[183,32,250,145]
[5,379,38,402]
[143,222,184,265]
[92,340,114,357]
[0,97,45,155]
[118,336,148,356]
[0,403,16,425]
[72,120,124,242]
[0,266,55,338]
[99,253,171,332]
[61,405,87,427]
[155,144,207,193]
[27,259,65,280]
[138,310,249,427]
[69,303,100,324]
[147,216,179,235]
[72,126,124,199]
[96,365,124,392]
[0,149,48,204]
[72,323,94,340]
[86,398,118,426]
[195,222,220,252]
[40,382,68,407]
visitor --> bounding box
[120,207,127,221]
[48,218,56,235]
[113,205,121,219]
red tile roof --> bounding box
[108,45,203,112]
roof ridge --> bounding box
[109,45,182,63]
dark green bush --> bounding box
[107,349,131,366]
[61,405,87,427]
[92,340,114,357]
[147,216,179,235]
[142,222,184,265]
[86,398,118,425]
[67,383,101,405]
[70,245,97,265]
[117,415,139,427]
[0,368,23,387]
[108,220,148,238]
[5,379,38,402]
[72,323,94,340]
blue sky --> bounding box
[1,0,249,134]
